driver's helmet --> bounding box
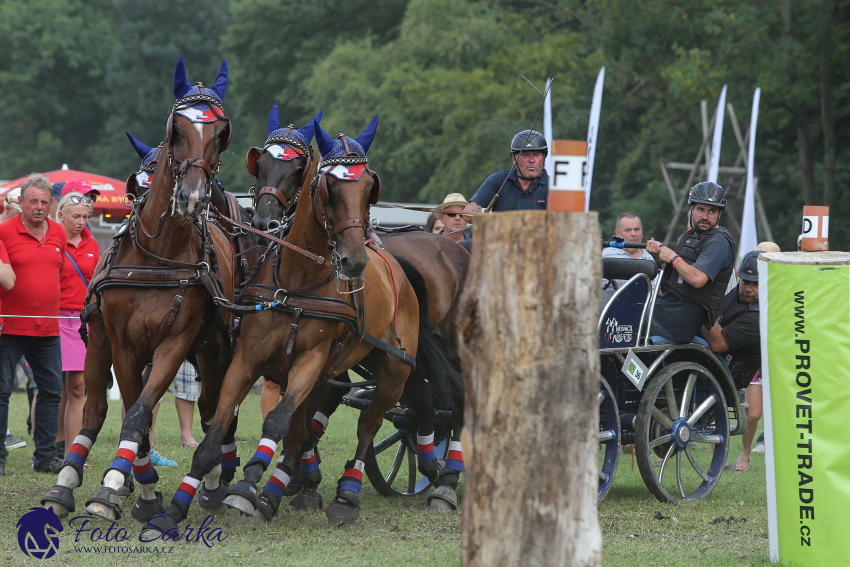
[738,250,762,282]
[688,181,727,208]
[510,130,547,157]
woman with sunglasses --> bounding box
[53,186,100,457]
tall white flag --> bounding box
[739,88,761,261]
[707,85,727,183]
[585,67,605,211]
[543,78,553,178]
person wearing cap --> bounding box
[699,248,765,472]
[49,183,65,220]
[0,188,23,223]
[60,178,100,203]
[465,130,549,214]
[434,193,471,244]
[0,173,67,475]
[646,182,736,343]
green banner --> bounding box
[763,262,850,565]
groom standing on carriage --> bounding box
[645,182,736,344]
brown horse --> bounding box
[40,58,236,523]
[246,122,470,512]
[148,115,461,530]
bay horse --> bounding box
[41,57,238,524]
[246,121,470,513]
[149,114,462,530]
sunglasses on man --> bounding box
[442,213,462,218]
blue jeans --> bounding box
[0,335,62,466]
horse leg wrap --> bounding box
[443,440,464,474]
[257,490,280,521]
[131,491,164,522]
[223,480,260,515]
[122,403,153,445]
[312,412,329,452]
[244,437,277,471]
[61,430,97,485]
[416,432,442,483]
[171,474,202,512]
[132,454,159,486]
[220,442,240,484]
[259,464,291,517]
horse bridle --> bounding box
[164,87,232,215]
[309,139,382,272]
[247,126,315,222]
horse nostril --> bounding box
[340,257,355,274]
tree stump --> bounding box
[457,211,602,567]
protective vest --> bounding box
[660,226,736,324]
[716,287,761,389]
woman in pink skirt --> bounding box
[55,184,100,455]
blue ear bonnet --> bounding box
[173,57,228,112]
[314,114,378,160]
[265,105,322,150]
[126,132,158,166]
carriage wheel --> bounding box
[634,362,729,504]
[598,376,620,503]
[364,429,449,497]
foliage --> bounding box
[0,0,847,250]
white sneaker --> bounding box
[752,442,765,453]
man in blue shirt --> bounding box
[465,130,549,214]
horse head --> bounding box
[248,105,322,231]
[165,57,232,220]
[311,114,380,281]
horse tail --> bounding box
[391,254,465,411]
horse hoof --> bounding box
[198,482,229,514]
[326,493,359,527]
[131,491,164,522]
[85,487,123,521]
[41,485,75,518]
[290,489,323,511]
[427,486,458,511]
[223,480,259,515]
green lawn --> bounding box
[0,389,773,566]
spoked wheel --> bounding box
[364,429,449,497]
[634,362,729,504]
[598,376,620,503]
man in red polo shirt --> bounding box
[0,173,67,475]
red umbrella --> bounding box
[0,166,129,214]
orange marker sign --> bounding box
[547,140,587,212]
[801,206,829,252]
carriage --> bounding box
[597,254,749,504]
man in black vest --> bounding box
[700,249,762,471]
[646,182,736,343]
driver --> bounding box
[646,182,736,343]
[464,130,549,214]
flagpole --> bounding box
[585,67,605,211]
[707,85,727,183]
[739,87,761,260]
[543,78,553,179]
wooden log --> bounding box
[457,211,602,567]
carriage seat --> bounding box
[602,257,657,283]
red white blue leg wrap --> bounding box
[263,465,292,500]
[445,440,464,473]
[173,475,202,506]
[221,442,240,472]
[338,460,365,494]
[109,440,138,476]
[133,454,158,484]
[416,432,436,462]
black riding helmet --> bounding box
[688,181,727,208]
[511,130,548,157]
[738,250,762,282]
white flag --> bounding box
[585,67,605,211]
[739,88,761,262]
[543,78,553,179]
[707,85,727,184]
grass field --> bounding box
[0,388,775,566]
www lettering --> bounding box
[793,291,813,547]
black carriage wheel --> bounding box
[598,376,620,503]
[634,362,729,504]
[364,428,449,497]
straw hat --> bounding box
[433,193,469,217]
[756,241,780,253]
